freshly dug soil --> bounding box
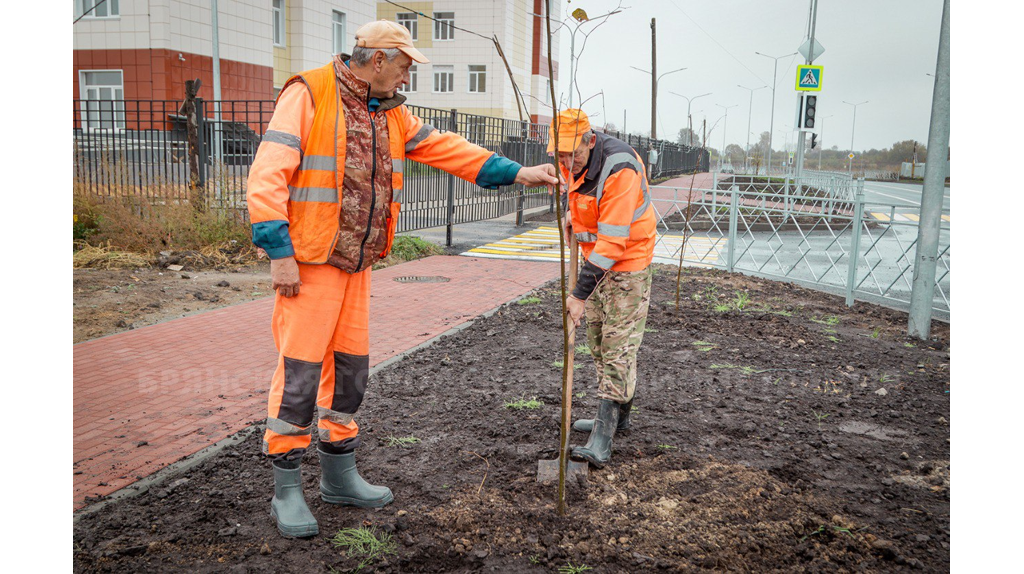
[73,266,950,572]
[73,264,273,343]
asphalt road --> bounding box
[861,180,951,212]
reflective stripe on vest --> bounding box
[589,252,617,270]
[289,185,337,203]
[299,154,334,171]
[595,151,652,223]
[392,159,404,173]
[575,232,598,243]
[597,222,629,238]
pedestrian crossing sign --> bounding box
[796,65,823,91]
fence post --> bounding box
[845,179,866,306]
[515,119,526,226]
[184,80,207,212]
[445,108,457,247]
[196,97,207,189]
[727,185,739,273]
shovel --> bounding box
[537,234,589,484]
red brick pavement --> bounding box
[73,256,558,510]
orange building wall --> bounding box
[73,49,274,102]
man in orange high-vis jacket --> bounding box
[551,109,656,469]
[247,20,558,538]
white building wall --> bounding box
[71,0,379,70]
[287,0,376,72]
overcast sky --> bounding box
[555,0,944,152]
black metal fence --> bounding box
[73,99,709,240]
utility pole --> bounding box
[908,0,949,339]
[650,18,657,139]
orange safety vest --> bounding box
[562,132,656,273]
[247,60,495,271]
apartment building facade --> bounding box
[376,0,560,123]
[72,0,376,105]
[72,1,559,123]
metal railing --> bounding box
[73,99,708,241]
[649,178,950,319]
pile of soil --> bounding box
[73,267,950,572]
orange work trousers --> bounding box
[262,263,371,459]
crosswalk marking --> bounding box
[871,212,950,223]
[462,226,723,267]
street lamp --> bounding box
[738,84,767,173]
[527,8,623,108]
[630,65,687,139]
[669,91,711,146]
[755,51,798,178]
[817,114,833,170]
[843,100,869,175]
[717,103,737,170]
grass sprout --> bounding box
[382,435,421,448]
[330,526,397,571]
[505,396,544,410]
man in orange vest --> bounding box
[247,20,558,538]
[550,109,656,469]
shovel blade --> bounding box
[537,458,589,484]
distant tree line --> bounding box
[676,127,931,174]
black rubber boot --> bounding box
[573,399,633,433]
[270,461,320,538]
[318,449,394,508]
[571,399,620,468]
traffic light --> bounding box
[802,94,817,130]
[811,133,818,149]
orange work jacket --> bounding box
[561,132,656,283]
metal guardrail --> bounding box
[73,99,709,243]
[649,178,950,319]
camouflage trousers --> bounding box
[584,267,653,404]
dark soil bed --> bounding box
[73,266,950,573]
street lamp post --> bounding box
[631,65,687,139]
[755,51,798,178]
[717,103,737,170]
[669,91,711,145]
[843,100,869,175]
[738,84,767,173]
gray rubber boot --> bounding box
[571,399,620,468]
[270,462,320,538]
[573,399,633,433]
[318,449,394,508]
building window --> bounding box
[399,65,418,93]
[80,70,125,131]
[433,66,453,93]
[272,0,285,47]
[468,65,486,93]
[81,0,119,19]
[332,10,346,55]
[433,12,454,41]
[397,13,417,41]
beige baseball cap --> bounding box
[354,20,429,64]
